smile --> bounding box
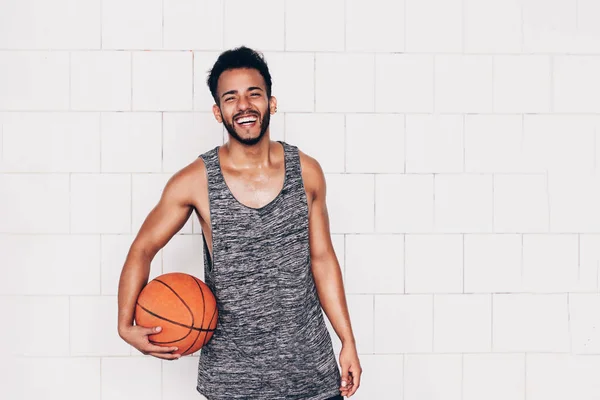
[235,115,258,126]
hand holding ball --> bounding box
[134,272,218,356]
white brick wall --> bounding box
[2,0,600,399]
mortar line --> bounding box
[432,294,435,351]
[99,235,102,295]
[567,293,572,353]
[283,0,287,51]
[491,294,494,351]
[100,0,103,48]
[130,52,134,111]
[462,234,465,293]
[68,52,72,110]
[343,0,347,52]
[313,54,317,112]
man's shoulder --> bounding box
[297,149,326,195]
[297,149,323,175]
[163,156,209,204]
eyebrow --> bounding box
[221,87,264,99]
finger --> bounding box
[348,370,361,396]
[145,326,163,335]
[146,344,179,354]
[148,352,181,360]
[339,386,353,396]
[340,379,354,389]
[340,365,350,390]
[340,381,354,393]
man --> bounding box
[117,46,361,399]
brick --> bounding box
[163,0,223,50]
[316,53,374,112]
[346,114,404,173]
[1,112,100,173]
[224,0,284,51]
[434,55,493,113]
[464,0,522,53]
[285,0,344,51]
[405,0,462,52]
[0,51,69,110]
[376,174,434,233]
[0,174,69,233]
[434,174,493,233]
[405,234,463,293]
[346,235,403,294]
[102,0,162,49]
[285,113,344,173]
[132,51,193,111]
[375,55,434,113]
[375,295,433,353]
[493,294,569,352]
[434,294,492,352]
[101,112,162,173]
[346,0,404,52]
[405,115,463,173]
[70,173,131,234]
[71,51,131,111]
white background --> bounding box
[1,0,600,399]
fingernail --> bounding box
[342,381,347,387]
[156,327,162,332]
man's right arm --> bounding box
[116,164,201,358]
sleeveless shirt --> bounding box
[196,141,342,400]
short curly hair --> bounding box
[207,46,272,105]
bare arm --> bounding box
[117,166,197,334]
[301,152,362,396]
[301,153,355,346]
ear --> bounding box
[269,96,278,114]
[212,104,223,123]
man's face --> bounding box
[213,68,276,146]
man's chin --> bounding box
[224,117,269,146]
[229,130,264,146]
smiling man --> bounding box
[117,46,361,400]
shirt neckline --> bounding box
[214,140,287,212]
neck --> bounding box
[222,132,275,170]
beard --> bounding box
[222,105,271,146]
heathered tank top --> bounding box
[195,141,342,400]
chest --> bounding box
[221,166,286,210]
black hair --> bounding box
[206,46,272,105]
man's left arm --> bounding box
[301,152,362,398]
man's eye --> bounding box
[251,93,260,97]
[225,97,234,102]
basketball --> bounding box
[134,272,218,356]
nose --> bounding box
[236,95,250,111]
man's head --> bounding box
[207,46,277,146]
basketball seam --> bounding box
[135,302,216,333]
[135,274,217,355]
[181,275,208,355]
[155,278,196,328]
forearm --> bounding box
[117,247,153,334]
[311,257,356,347]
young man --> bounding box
[117,47,361,399]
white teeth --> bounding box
[236,116,257,124]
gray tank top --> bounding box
[196,141,341,400]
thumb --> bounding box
[147,326,162,334]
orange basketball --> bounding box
[134,272,218,356]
